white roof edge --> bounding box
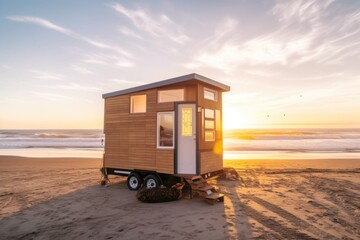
[102,73,230,99]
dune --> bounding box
[0,156,359,239]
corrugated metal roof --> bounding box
[102,73,230,98]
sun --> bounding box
[222,106,252,130]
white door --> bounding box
[177,104,196,174]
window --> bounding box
[157,112,174,148]
[158,89,184,103]
[204,88,218,101]
[130,95,146,113]
[204,108,214,119]
[205,120,214,129]
[182,108,192,136]
[205,131,215,141]
[204,108,216,141]
[215,110,221,131]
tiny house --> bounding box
[102,73,230,190]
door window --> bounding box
[182,108,192,136]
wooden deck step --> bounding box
[196,185,214,192]
[185,176,224,205]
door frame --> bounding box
[174,102,199,175]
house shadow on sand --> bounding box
[0,177,255,240]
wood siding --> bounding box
[197,83,224,174]
[104,84,197,174]
[200,151,223,174]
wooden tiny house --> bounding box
[102,73,230,190]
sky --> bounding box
[1,0,360,129]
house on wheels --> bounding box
[102,73,230,190]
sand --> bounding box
[0,156,359,239]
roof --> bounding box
[102,73,230,98]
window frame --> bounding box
[156,111,175,149]
[204,108,216,142]
[204,87,218,101]
[130,94,147,114]
[158,89,185,103]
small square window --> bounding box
[204,108,214,119]
[130,95,146,113]
[204,88,218,101]
[205,120,214,129]
[205,131,215,141]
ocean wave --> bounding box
[0,130,104,139]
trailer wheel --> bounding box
[127,172,143,191]
[144,174,161,189]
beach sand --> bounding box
[0,156,359,239]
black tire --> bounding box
[144,174,161,189]
[127,172,143,191]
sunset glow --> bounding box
[1,0,360,129]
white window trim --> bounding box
[204,87,218,101]
[156,111,175,149]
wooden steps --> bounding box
[185,176,224,205]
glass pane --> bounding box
[216,110,221,131]
[204,89,216,101]
[205,131,215,141]
[158,112,174,147]
[204,108,214,119]
[131,95,146,113]
[182,108,192,136]
[158,89,184,103]
[205,120,214,129]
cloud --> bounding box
[33,92,73,101]
[30,70,62,80]
[7,15,132,58]
[110,78,145,85]
[109,3,190,44]
[71,65,94,75]
[83,54,135,68]
[119,26,143,39]
[55,83,102,92]
[1,65,11,69]
[185,0,360,72]
[8,16,73,36]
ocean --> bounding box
[0,129,360,159]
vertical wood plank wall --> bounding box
[197,83,224,175]
[104,83,197,174]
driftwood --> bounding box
[218,167,243,182]
[136,183,185,203]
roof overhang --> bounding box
[102,73,230,99]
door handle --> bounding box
[193,133,196,140]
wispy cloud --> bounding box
[8,16,73,35]
[110,78,145,85]
[71,65,94,75]
[109,3,190,44]
[83,54,135,68]
[54,83,102,92]
[7,15,133,58]
[119,26,143,40]
[33,92,73,101]
[186,0,360,72]
[30,70,62,80]
[1,64,11,69]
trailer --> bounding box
[102,73,230,190]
